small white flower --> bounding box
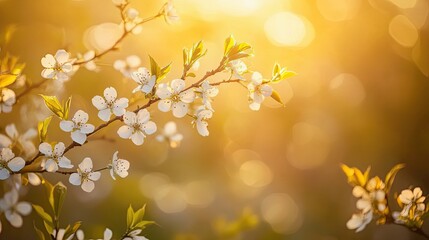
[114,55,141,79]
[109,151,129,180]
[191,60,200,72]
[78,50,98,72]
[123,229,149,240]
[156,79,195,118]
[346,210,373,232]
[69,157,101,192]
[398,187,426,214]
[156,121,183,148]
[123,8,143,34]
[60,110,95,145]
[53,228,75,240]
[131,67,156,94]
[0,123,37,157]
[247,72,272,111]
[0,148,25,180]
[117,110,157,145]
[0,189,31,228]
[228,60,247,80]
[192,107,213,137]
[196,80,219,111]
[41,49,74,81]
[163,0,179,24]
[0,88,16,113]
[39,142,73,172]
[92,87,129,121]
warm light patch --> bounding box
[261,193,302,234]
[389,0,417,9]
[238,160,273,188]
[264,12,314,48]
[317,0,361,22]
[389,15,419,47]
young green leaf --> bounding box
[39,95,64,119]
[224,35,236,56]
[34,222,47,240]
[51,182,67,220]
[132,205,146,227]
[0,74,17,88]
[32,204,53,226]
[62,221,81,240]
[385,163,405,193]
[63,96,72,120]
[270,90,284,106]
[127,205,134,229]
[37,116,53,143]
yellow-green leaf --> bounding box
[132,205,146,226]
[127,205,134,229]
[224,35,236,56]
[37,116,53,143]
[385,163,405,193]
[0,74,17,88]
[39,95,64,119]
[270,90,284,106]
[51,182,67,220]
[186,72,196,78]
[34,222,46,240]
[62,221,81,240]
[63,96,72,120]
[32,204,53,226]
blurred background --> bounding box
[1,0,429,239]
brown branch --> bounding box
[15,80,46,102]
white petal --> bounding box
[71,131,87,144]
[104,87,118,103]
[41,54,56,68]
[88,171,101,181]
[113,99,128,116]
[117,125,133,139]
[27,173,42,186]
[0,134,12,147]
[142,121,157,135]
[251,71,263,85]
[126,55,141,68]
[98,109,112,122]
[5,124,18,139]
[79,157,93,172]
[44,159,59,172]
[0,168,10,180]
[60,121,74,132]
[80,124,95,134]
[73,110,89,124]
[1,147,14,161]
[156,84,172,99]
[172,102,188,118]
[113,60,126,71]
[55,50,70,65]
[131,131,145,145]
[104,228,113,240]
[158,99,172,112]
[179,90,195,103]
[58,157,73,169]
[249,102,261,111]
[53,142,66,156]
[136,109,150,124]
[6,211,23,228]
[123,111,136,125]
[260,84,273,97]
[164,121,177,136]
[171,79,185,92]
[92,96,108,110]
[81,180,95,192]
[56,72,70,81]
[39,142,53,156]
[8,157,25,172]
[69,173,81,186]
[197,121,209,137]
[16,202,32,215]
[346,215,362,230]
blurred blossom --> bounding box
[114,55,141,79]
[261,193,302,234]
[264,12,315,48]
[389,15,419,47]
[83,23,122,52]
[156,121,184,148]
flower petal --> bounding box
[137,109,150,124]
[45,159,59,172]
[98,109,112,122]
[117,125,133,139]
[104,87,118,103]
[171,79,185,92]
[80,124,95,134]
[69,173,81,186]
[92,95,108,110]
[158,99,172,112]
[60,121,74,132]
[81,180,95,192]
[16,202,32,215]
[79,157,93,172]
[41,54,56,68]
[55,50,70,65]
[88,171,101,181]
[172,102,188,118]
[39,142,53,156]
[8,157,25,172]
[71,131,87,145]
[6,211,23,228]
[53,142,65,156]
[122,111,136,126]
[131,131,145,145]
[73,110,89,124]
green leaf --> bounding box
[39,95,64,119]
[134,220,156,229]
[34,222,47,240]
[132,205,146,226]
[0,74,17,88]
[63,221,81,240]
[32,204,53,226]
[63,96,72,120]
[271,63,296,83]
[149,55,160,77]
[51,182,67,220]
[127,205,134,229]
[385,163,405,193]
[37,116,53,143]
[43,221,54,235]
[224,35,236,56]
[186,72,196,78]
[158,63,171,82]
[270,90,284,106]
[183,48,189,66]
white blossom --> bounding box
[39,142,73,172]
[123,8,143,34]
[0,148,25,180]
[192,107,213,137]
[156,121,183,148]
[131,67,156,94]
[117,110,157,145]
[0,88,16,113]
[41,49,74,81]
[346,210,373,232]
[0,123,37,157]
[228,60,247,80]
[109,151,129,180]
[163,0,179,24]
[78,50,98,72]
[60,110,95,145]
[69,157,101,192]
[53,228,75,240]
[156,79,195,118]
[398,187,426,216]
[92,87,129,121]
[247,72,272,111]
[123,229,149,240]
[114,55,141,79]
[196,80,219,111]
[0,189,31,228]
